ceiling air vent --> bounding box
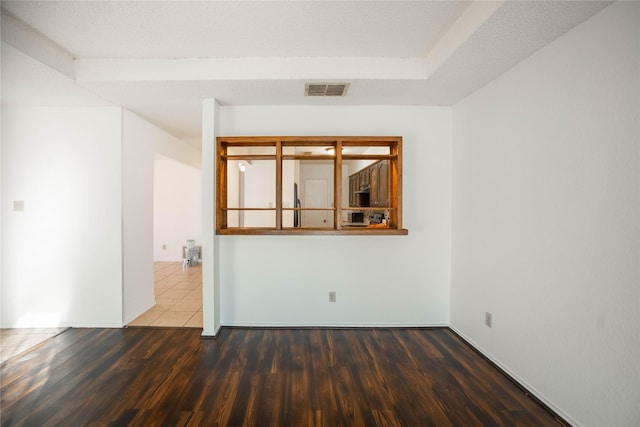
[305,83,350,97]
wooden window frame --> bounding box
[216,136,408,235]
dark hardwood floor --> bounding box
[1,327,565,426]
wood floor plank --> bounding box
[0,327,567,427]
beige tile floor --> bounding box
[128,261,203,328]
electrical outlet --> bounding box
[485,312,492,328]
[329,291,336,303]
[13,200,25,212]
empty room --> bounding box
[1,1,638,426]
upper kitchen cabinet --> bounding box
[371,160,389,208]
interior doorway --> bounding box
[128,154,203,328]
[302,178,330,227]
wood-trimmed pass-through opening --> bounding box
[216,136,407,235]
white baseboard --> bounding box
[448,325,577,427]
[219,321,449,328]
[122,300,156,326]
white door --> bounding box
[303,179,329,227]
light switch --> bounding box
[13,200,25,212]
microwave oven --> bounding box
[348,212,365,223]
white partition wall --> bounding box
[1,106,124,327]
[451,3,640,425]
[205,105,452,328]
[201,99,221,336]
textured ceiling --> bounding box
[0,1,613,148]
[1,1,469,58]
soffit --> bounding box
[0,1,613,148]
[1,1,468,58]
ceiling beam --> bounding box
[1,11,75,79]
[425,0,505,77]
[75,57,428,82]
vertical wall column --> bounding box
[201,99,221,336]
[121,110,156,325]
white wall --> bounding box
[154,129,201,171]
[153,154,202,261]
[202,99,220,335]
[121,110,156,323]
[216,105,452,326]
[0,41,199,327]
[1,106,123,327]
[451,3,640,426]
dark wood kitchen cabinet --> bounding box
[350,159,389,208]
[369,163,378,206]
[359,168,370,190]
[374,159,389,208]
[349,174,359,207]
[369,159,389,208]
